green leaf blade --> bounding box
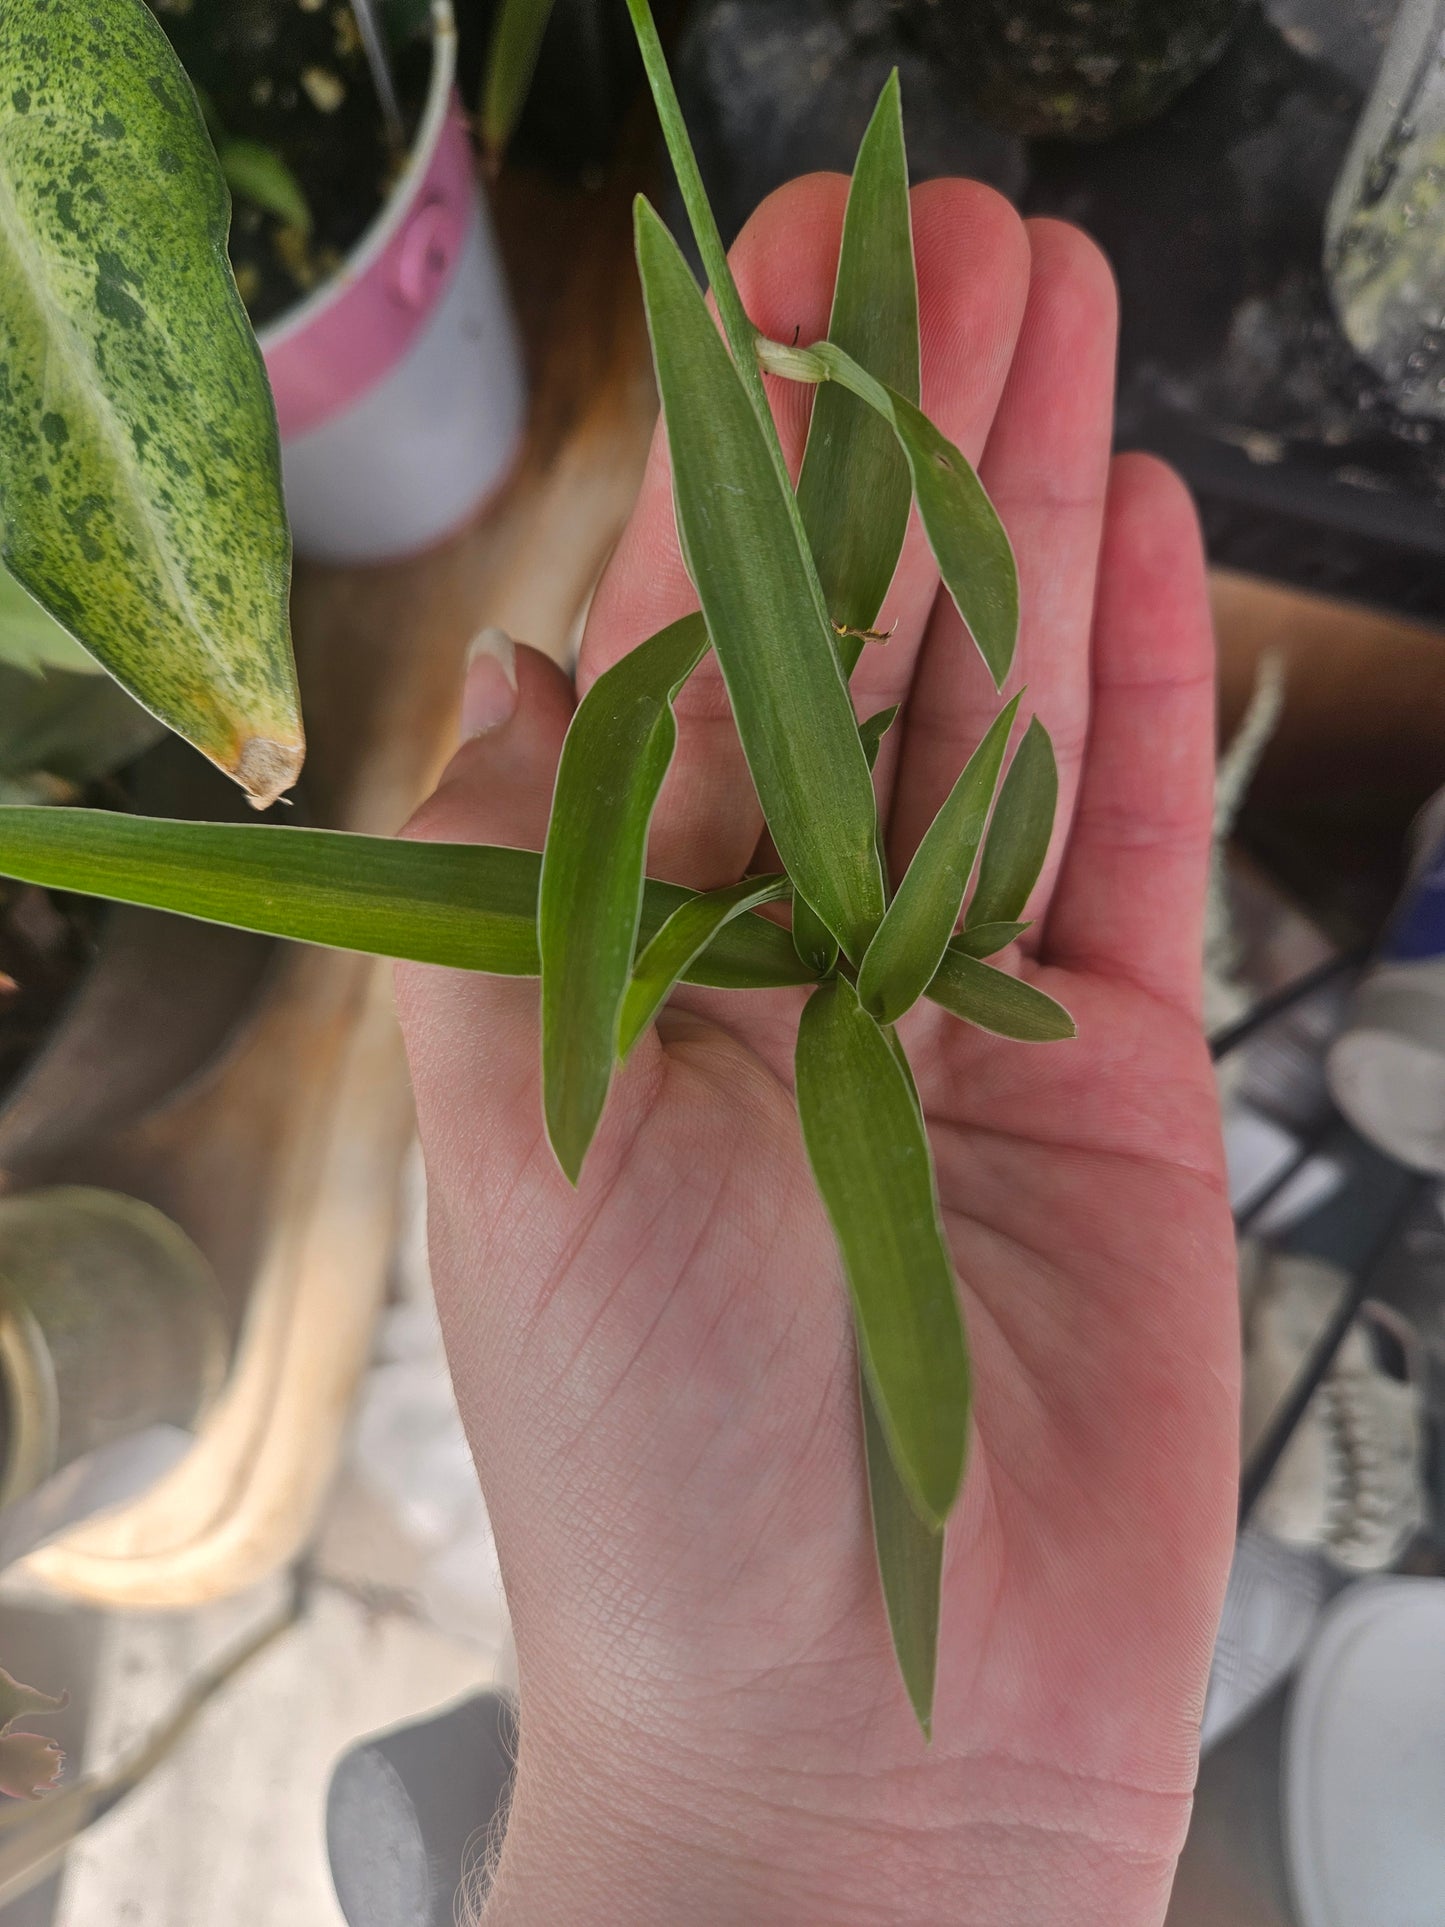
[948,918,1030,960]
[0,564,100,679]
[539,614,710,1181]
[927,950,1075,1042]
[0,808,818,989]
[618,872,789,1058]
[863,1371,943,1738]
[795,979,970,1528]
[967,717,1059,927]
[760,340,1019,689]
[480,0,556,158]
[796,72,917,664]
[635,201,885,963]
[216,139,311,235]
[857,695,1020,1025]
[0,0,303,803]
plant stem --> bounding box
[623,0,769,426]
[756,338,827,384]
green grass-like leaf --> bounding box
[796,73,918,670]
[618,873,789,1059]
[927,950,1075,1041]
[540,614,710,1181]
[0,564,100,679]
[0,808,817,990]
[217,139,312,234]
[758,338,1019,688]
[857,696,1020,1025]
[795,978,970,1527]
[635,200,885,963]
[480,0,556,158]
[0,0,302,804]
[862,1370,943,1737]
[967,716,1058,925]
[948,918,1030,959]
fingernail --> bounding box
[461,627,518,738]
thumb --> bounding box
[404,628,575,852]
[395,632,575,1258]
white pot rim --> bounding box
[256,0,458,354]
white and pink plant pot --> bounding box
[257,2,524,563]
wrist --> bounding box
[479,1688,1190,1927]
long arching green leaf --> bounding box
[618,873,789,1059]
[966,717,1058,927]
[0,0,302,804]
[480,0,556,159]
[635,201,885,964]
[0,809,817,989]
[758,337,1019,688]
[927,950,1075,1041]
[540,614,709,1182]
[796,73,918,670]
[795,978,970,1528]
[858,696,1020,1025]
[863,1371,943,1737]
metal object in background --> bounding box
[349,0,407,149]
[1326,0,1445,420]
[0,1188,229,1570]
[1329,788,1445,1171]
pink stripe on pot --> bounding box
[259,90,476,442]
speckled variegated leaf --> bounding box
[0,0,303,805]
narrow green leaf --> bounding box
[858,696,1020,1025]
[0,665,164,791]
[758,337,1019,688]
[0,809,816,989]
[791,895,839,978]
[623,0,777,452]
[967,717,1058,926]
[0,564,99,678]
[795,979,970,1527]
[217,139,312,235]
[635,201,885,963]
[619,873,789,1059]
[540,613,709,1179]
[859,705,901,767]
[948,919,1030,960]
[480,0,556,158]
[796,73,917,671]
[0,0,303,804]
[862,1370,943,1737]
[791,706,896,975]
[926,951,1075,1042]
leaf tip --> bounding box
[238,735,304,810]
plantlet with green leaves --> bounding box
[0,0,1070,1731]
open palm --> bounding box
[399,175,1237,1927]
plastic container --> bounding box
[913,0,1246,142]
[1285,1578,1445,1927]
[257,2,525,562]
[1327,787,1445,1171]
[0,1188,229,1566]
[1325,0,1445,420]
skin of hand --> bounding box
[398,175,1238,1926]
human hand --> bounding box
[398,174,1237,1927]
